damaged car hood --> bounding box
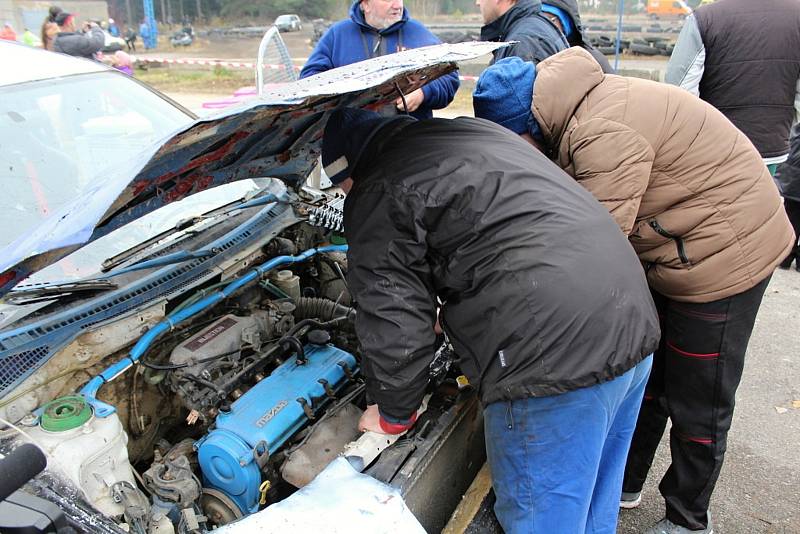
[0,42,502,298]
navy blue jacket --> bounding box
[300,2,459,119]
[481,0,567,64]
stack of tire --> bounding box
[591,34,674,57]
[629,36,674,56]
[590,35,630,56]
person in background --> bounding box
[666,0,800,175]
[108,18,119,37]
[775,124,800,271]
[124,26,137,52]
[476,0,566,64]
[52,12,105,58]
[473,48,794,534]
[0,22,17,41]
[300,0,459,119]
[139,19,150,49]
[41,6,61,50]
[21,28,41,47]
[540,0,613,72]
[322,106,659,534]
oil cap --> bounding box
[307,329,330,346]
[40,395,92,432]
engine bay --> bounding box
[1,188,472,533]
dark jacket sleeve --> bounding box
[421,70,460,110]
[410,24,460,109]
[58,27,105,57]
[493,19,567,64]
[345,184,438,422]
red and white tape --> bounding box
[134,56,295,70]
[133,56,480,81]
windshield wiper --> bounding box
[6,279,118,305]
[101,192,286,274]
[110,249,217,275]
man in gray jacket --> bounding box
[52,12,105,59]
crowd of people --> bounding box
[308,1,799,533]
[0,6,145,68]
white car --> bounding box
[274,14,302,32]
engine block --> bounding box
[195,343,358,515]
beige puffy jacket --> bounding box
[532,47,794,303]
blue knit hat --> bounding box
[473,57,541,139]
[541,4,574,38]
[321,108,411,184]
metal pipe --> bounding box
[79,244,348,406]
[614,0,625,71]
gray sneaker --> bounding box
[644,513,714,534]
[619,491,642,509]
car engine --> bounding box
[4,188,466,534]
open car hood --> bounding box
[0,42,503,298]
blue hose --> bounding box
[80,244,348,413]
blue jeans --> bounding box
[484,356,652,534]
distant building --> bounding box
[0,0,109,39]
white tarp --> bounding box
[217,457,426,533]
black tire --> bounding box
[629,42,659,55]
[597,45,617,55]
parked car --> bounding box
[274,14,302,32]
[170,26,193,47]
[0,40,501,533]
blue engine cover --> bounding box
[196,343,357,515]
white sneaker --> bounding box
[619,491,642,509]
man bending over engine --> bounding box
[321,107,660,533]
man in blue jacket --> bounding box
[300,0,459,119]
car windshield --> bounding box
[275,15,294,23]
[0,70,192,250]
[21,178,277,288]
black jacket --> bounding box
[53,27,105,58]
[694,0,800,158]
[776,124,800,201]
[344,117,660,421]
[544,0,614,73]
[481,0,567,64]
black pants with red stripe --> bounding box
[622,276,771,530]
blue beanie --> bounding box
[541,4,574,38]
[321,108,412,184]
[473,57,541,139]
